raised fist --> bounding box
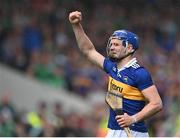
[69,11,82,24]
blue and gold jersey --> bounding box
[103,58,153,132]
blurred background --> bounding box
[0,0,180,137]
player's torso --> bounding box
[108,66,145,101]
[107,63,148,132]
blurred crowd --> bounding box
[0,0,180,137]
[0,93,108,137]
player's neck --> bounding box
[117,56,133,69]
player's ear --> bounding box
[130,49,135,53]
[128,44,135,53]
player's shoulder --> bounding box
[127,64,153,89]
[134,66,151,75]
[125,59,153,89]
[124,58,141,71]
[127,61,151,77]
[127,60,141,72]
[103,58,117,73]
[131,65,152,84]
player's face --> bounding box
[108,38,127,60]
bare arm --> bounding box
[69,11,105,69]
[116,85,163,127]
[133,85,163,122]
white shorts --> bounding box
[106,129,149,137]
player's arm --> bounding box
[116,85,163,127]
[69,11,105,69]
[132,85,163,123]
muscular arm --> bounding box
[69,11,105,69]
[116,85,163,127]
[133,85,163,122]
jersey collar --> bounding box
[117,58,137,71]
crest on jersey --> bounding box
[123,76,128,82]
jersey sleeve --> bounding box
[103,58,114,73]
[135,67,154,91]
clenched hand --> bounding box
[69,11,82,24]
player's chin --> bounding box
[109,54,117,58]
